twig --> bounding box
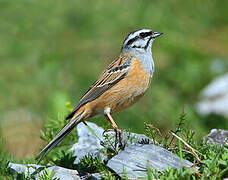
[171,132,201,163]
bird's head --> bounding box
[121,29,163,54]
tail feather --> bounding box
[36,110,85,164]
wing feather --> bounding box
[65,55,133,120]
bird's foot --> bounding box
[103,128,126,150]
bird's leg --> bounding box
[103,113,123,149]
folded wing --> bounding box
[66,55,134,120]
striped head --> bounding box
[121,29,163,54]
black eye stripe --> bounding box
[140,31,152,38]
[126,36,139,46]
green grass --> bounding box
[0,0,228,179]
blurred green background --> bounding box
[0,0,227,158]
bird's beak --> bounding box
[152,31,163,38]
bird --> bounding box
[36,28,163,163]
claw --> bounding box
[103,128,127,150]
[102,129,116,136]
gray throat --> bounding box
[122,48,155,76]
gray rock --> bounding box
[70,122,105,164]
[70,121,152,164]
[203,129,228,145]
[107,143,196,179]
[8,163,103,179]
[8,163,80,180]
[196,73,228,117]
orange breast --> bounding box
[87,58,151,115]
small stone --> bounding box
[8,163,80,180]
[203,129,228,146]
[80,172,104,180]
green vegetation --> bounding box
[2,113,227,179]
[0,0,227,179]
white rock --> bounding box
[196,73,228,117]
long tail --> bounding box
[36,110,85,164]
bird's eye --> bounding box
[140,32,152,38]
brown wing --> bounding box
[66,55,134,120]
